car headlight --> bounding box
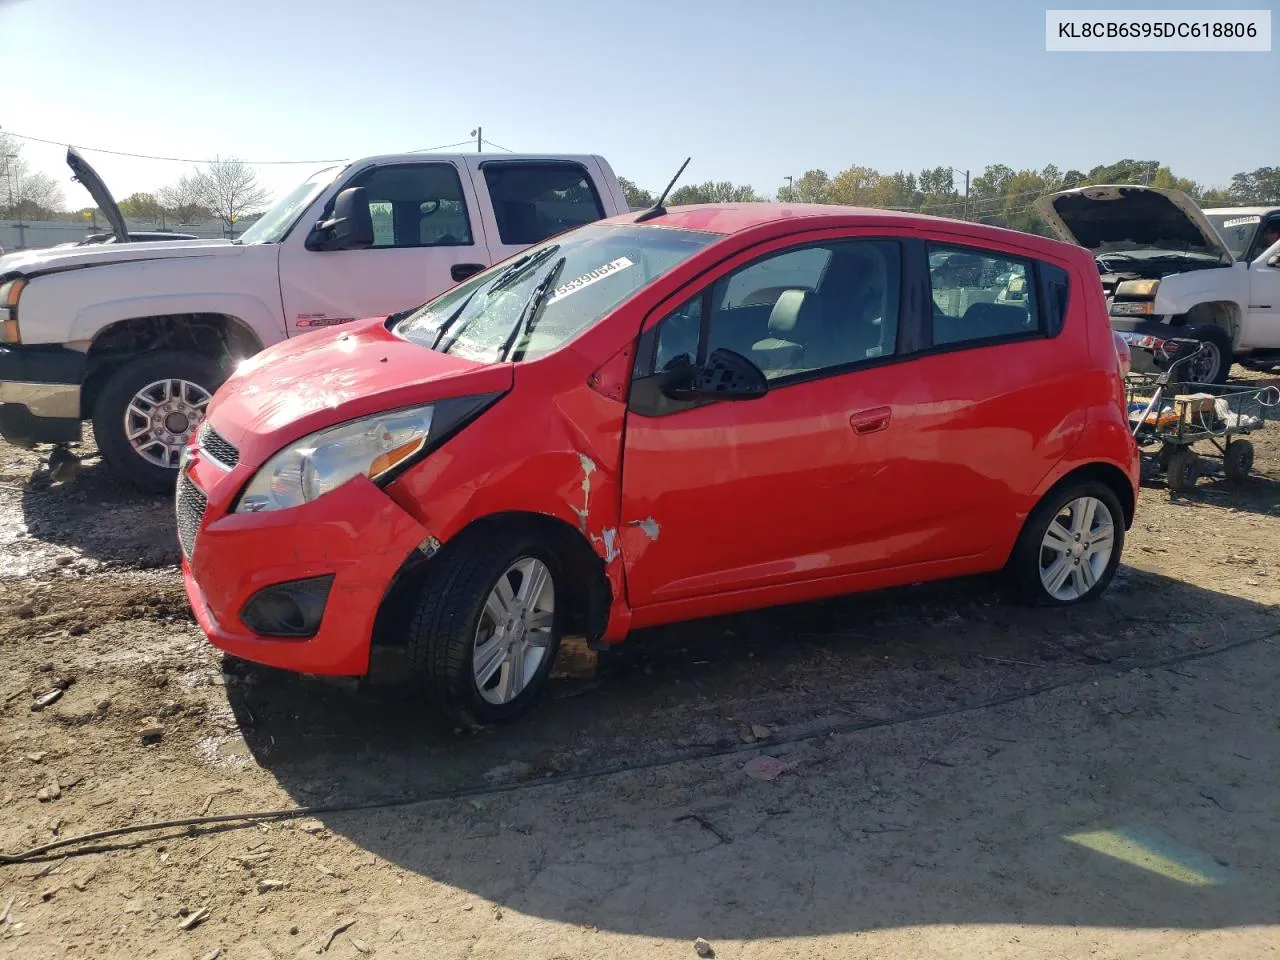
[234,393,504,513]
[1115,278,1159,297]
[0,278,26,343]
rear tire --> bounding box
[1008,480,1124,607]
[92,350,226,493]
[405,529,563,728]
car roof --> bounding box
[609,202,1082,258]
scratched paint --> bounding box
[572,454,597,534]
[601,527,620,562]
[630,516,661,540]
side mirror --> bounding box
[1268,253,1280,268]
[661,348,768,402]
[306,187,374,251]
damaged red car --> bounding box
[178,203,1139,725]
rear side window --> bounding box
[347,163,473,248]
[927,243,1040,347]
[1037,262,1070,337]
[482,162,606,246]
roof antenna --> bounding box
[634,157,691,223]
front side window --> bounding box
[345,163,473,249]
[928,244,1039,346]
[482,162,606,246]
[394,223,717,362]
[650,239,903,384]
[1205,213,1260,261]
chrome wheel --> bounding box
[472,557,555,705]
[1039,496,1115,602]
[124,378,212,469]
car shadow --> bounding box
[226,570,1280,938]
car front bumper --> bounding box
[179,447,431,676]
[0,345,85,447]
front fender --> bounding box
[1152,265,1247,319]
[69,293,283,348]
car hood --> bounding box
[0,237,237,278]
[1035,185,1233,266]
[205,316,514,467]
[65,147,130,244]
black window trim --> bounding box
[345,160,476,250]
[917,239,1071,356]
[479,159,606,247]
[629,234,928,418]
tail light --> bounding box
[1112,331,1131,377]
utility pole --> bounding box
[784,175,794,202]
[471,127,482,153]
[962,169,970,220]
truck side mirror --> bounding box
[306,187,375,251]
[1268,253,1280,269]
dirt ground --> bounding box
[2,372,1279,960]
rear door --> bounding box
[465,159,611,266]
[278,160,490,335]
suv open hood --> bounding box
[65,147,129,244]
[1035,185,1233,266]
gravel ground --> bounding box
[2,372,1278,959]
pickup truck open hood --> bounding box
[206,316,514,468]
[1035,185,1233,266]
[0,236,234,278]
[66,147,130,244]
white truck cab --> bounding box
[0,148,630,489]
[1036,185,1280,383]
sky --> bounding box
[1,0,1277,212]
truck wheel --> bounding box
[1183,326,1233,384]
[1165,448,1198,493]
[1008,480,1124,606]
[1223,439,1254,482]
[406,530,563,728]
[92,350,226,493]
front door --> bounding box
[278,161,490,336]
[1244,222,1280,346]
[618,235,918,608]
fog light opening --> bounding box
[240,575,334,638]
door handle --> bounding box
[451,263,486,282]
[849,406,891,435]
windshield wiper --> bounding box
[430,288,486,351]
[499,257,566,362]
[488,244,560,295]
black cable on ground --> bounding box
[2,625,1274,866]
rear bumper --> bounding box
[0,345,85,447]
[180,449,430,676]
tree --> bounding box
[618,177,654,209]
[118,192,166,222]
[668,181,760,205]
[191,157,270,236]
[157,174,211,224]
[0,132,65,219]
[1228,167,1280,204]
[791,169,832,204]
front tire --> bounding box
[92,350,226,493]
[1009,481,1124,606]
[1224,439,1254,482]
[1183,326,1233,384]
[406,530,563,727]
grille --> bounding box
[175,473,208,561]
[198,421,239,469]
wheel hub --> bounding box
[472,557,554,706]
[125,378,213,469]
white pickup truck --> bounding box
[0,148,630,488]
[1036,185,1280,384]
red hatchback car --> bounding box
[179,203,1139,725]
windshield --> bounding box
[395,223,718,362]
[1205,213,1262,261]
[236,165,342,245]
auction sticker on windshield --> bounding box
[549,257,634,303]
[1224,215,1262,228]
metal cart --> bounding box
[1126,339,1280,492]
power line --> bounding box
[482,138,515,153]
[0,130,347,165]
[407,140,478,154]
